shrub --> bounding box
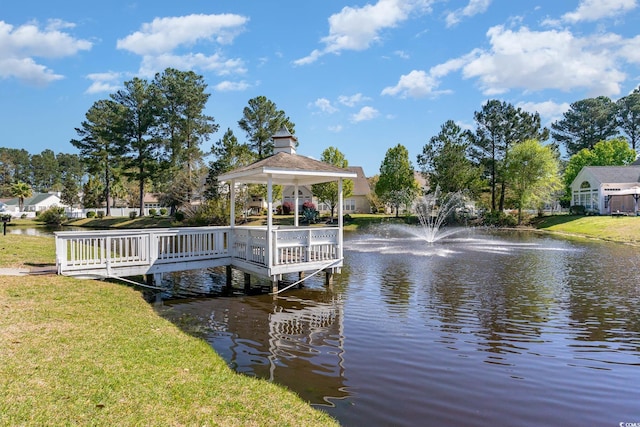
[149,208,157,217]
[86,211,96,218]
[20,213,27,219]
[174,210,185,222]
[481,210,518,226]
[569,205,586,215]
[129,211,138,219]
[97,211,105,219]
[181,200,228,226]
[159,208,168,216]
[38,206,67,225]
[282,201,294,215]
[302,200,318,224]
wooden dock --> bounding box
[55,225,343,293]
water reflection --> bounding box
[7,225,85,236]
[156,228,640,426]
[159,290,348,405]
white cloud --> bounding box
[461,25,626,96]
[137,52,246,78]
[0,57,63,86]
[618,34,640,63]
[381,69,441,98]
[117,14,248,77]
[445,0,492,28]
[517,100,571,123]
[338,93,371,107]
[351,106,380,122]
[117,14,248,55]
[329,124,343,132]
[294,0,433,65]
[561,0,636,23]
[311,98,339,114]
[85,71,121,94]
[0,19,91,85]
[385,23,639,99]
[213,80,250,92]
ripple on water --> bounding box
[157,229,640,427]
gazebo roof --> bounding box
[218,151,357,186]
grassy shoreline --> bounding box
[0,232,338,426]
[531,214,640,245]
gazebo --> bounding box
[606,185,640,214]
[54,127,356,295]
[217,127,357,293]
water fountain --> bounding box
[346,188,470,258]
[413,187,466,243]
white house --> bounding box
[570,166,640,214]
[2,193,68,217]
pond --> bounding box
[6,224,85,236]
[154,226,640,427]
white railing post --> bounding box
[148,230,158,268]
[55,236,65,274]
[266,175,273,269]
[338,179,344,262]
[306,228,312,262]
[246,231,252,262]
[273,228,279,265]
[104,236,111,276]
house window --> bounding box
[343,198,356,211]
[318,202,330,212]
[580,181,590,189]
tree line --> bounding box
[374,91,639,223]
[1,67,639,223]
[0,68,298,218]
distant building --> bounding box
[281,165,373,215]
[570,166,640,214]
[2,192,68,217]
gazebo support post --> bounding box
[244,273,251,293]
[226,265,232,288]
[230,180,236,226]
[294,182,299,227]
[267,175,273,273]
[337,178,344,266]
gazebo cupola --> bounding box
[272,126,298,155]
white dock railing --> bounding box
[55,226,341,279]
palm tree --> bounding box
[11,181,32,212]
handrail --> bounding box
[270,258,343,295]
[55,225,343,280]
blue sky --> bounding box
[2,0,640,176]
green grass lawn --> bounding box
[533,214,640,244]
[0,234,56,268]
[0,234,338,426]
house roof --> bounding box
[578,166,640,185]
[218,151,357,186]
[3,193,61,206]
[347,166,371,196]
